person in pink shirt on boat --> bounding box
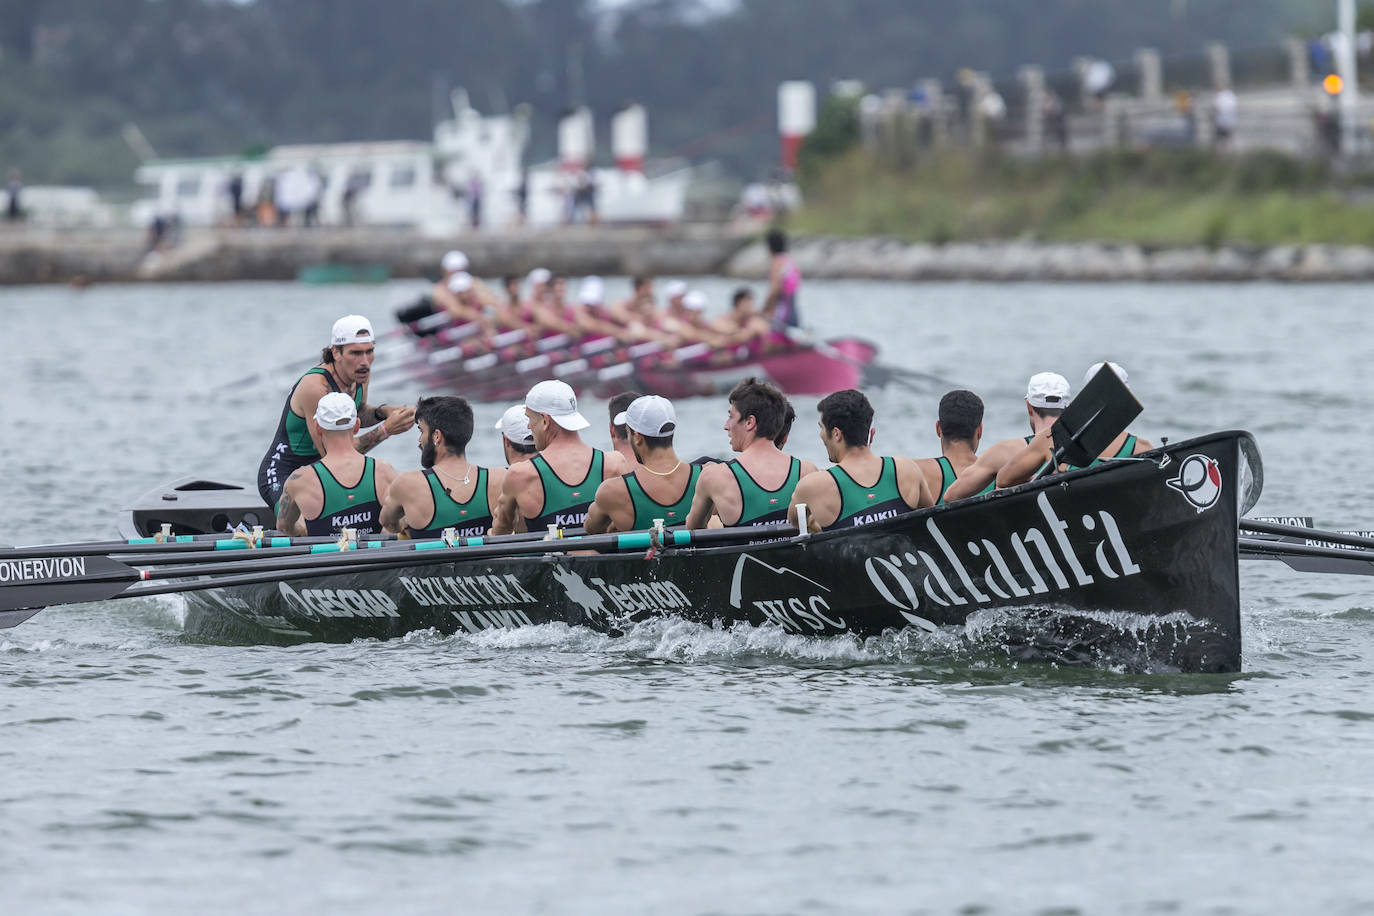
[761,228,801,332]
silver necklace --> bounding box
[434,462,472,486]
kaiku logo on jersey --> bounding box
[1166,454,1222,513]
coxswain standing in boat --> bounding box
[788,390,932,532]
[276,392,400,536]
[761,228,801,332]
[607,390,643,470]
[492,380,630,534]
[586,396,701,534]
[942,372,1070,502]
[686,377,817,528]
[494,404,539,466]
[255,315,415,511]
[994,362,1154,488]
[913,389,984,505]
[380,396,505,538]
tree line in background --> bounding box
[0,0,1324,187]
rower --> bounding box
[528,273,579,337]
[610,275,655,326]
[607,390,643,470]
[574,275,626,339]
[380,396,504,539]
[436,272,489,329]
[276,392,400,537]
[494,404,538,466]
[255,314,415,511]
[788,389,932,532]
[712,287,770,349]
[686,377,817,529]
[492,380,630,534]
[395,249,467,329]
[762,228,801,331]
[914,389,984,504]
[942,372,1069,502]
[586,396,701,534]
[995,362,1155,488]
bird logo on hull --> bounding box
[1167,454,1222,513]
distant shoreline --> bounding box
[4,225,1374,284]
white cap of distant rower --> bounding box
[331,314,375,347]
[1083,360,1129,389]
[494,403,536,445]
[525,379,590,431]
[528,267,552,286]
[614,395,678,437]
[578,275,604,305]
[683,290,707,311]
[664,279,688,300]
[1026,371,1071,408]
[441,250,469,273]
[315,391,358,430]
[447,271,473,294]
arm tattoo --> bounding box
[355,426,387,453]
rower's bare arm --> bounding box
[787,473,829,533]
[799,458,819,477]
[996,432,1052,490]
[584,479,628,535]
[896,457,935,509]
[492,462,535,535]
[1133,436,1155,454]
[685,465,723,529]
[379,472,416,533]
[290,374,330,458]
[942,442,1013,502]
[276,471,307,537]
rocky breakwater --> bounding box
[724,236,1374,282]
[0,224,755,284]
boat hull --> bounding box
[179,431,1255,672]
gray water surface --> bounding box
[4,279,1374,914]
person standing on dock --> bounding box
[275,393,400,537]
[380,396,504,539]
[492,380,630,534]
[256,315,415,511]
[914,389,984,504]
[686,378,817,529]
[788,390,933,532]
[761,228,801,331]
[586,396,701,534]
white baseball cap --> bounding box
[1083,361,1129,388]
[614,395,678,437]
[683,290,707,311]
[330,315,375,347]
[441,250,468,273]
[578,276,604,305]
[447,271,473,293]
[315,392,358,430]
[664,279,688,299]
[1026,371,1071,409]
[494,403,535,445]
[525,379,589,431]
[528,267,552,286]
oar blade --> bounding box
[1051,366,1143,468]
[0,555,139,612]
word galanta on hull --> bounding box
[180,431,1257,673]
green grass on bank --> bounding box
[792,148,1374,248]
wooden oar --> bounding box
[0,523,795,620]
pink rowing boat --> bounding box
[387,314,879,401]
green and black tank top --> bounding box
[257,367,364,508]
[823,456,911,532]
[524,450,606,531]
[1085,434,1139,467]
[622,464,702,531]
[727,457,801,526]
[407,467,493,539]
[934,456,958,505]
[305,457,382,536]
